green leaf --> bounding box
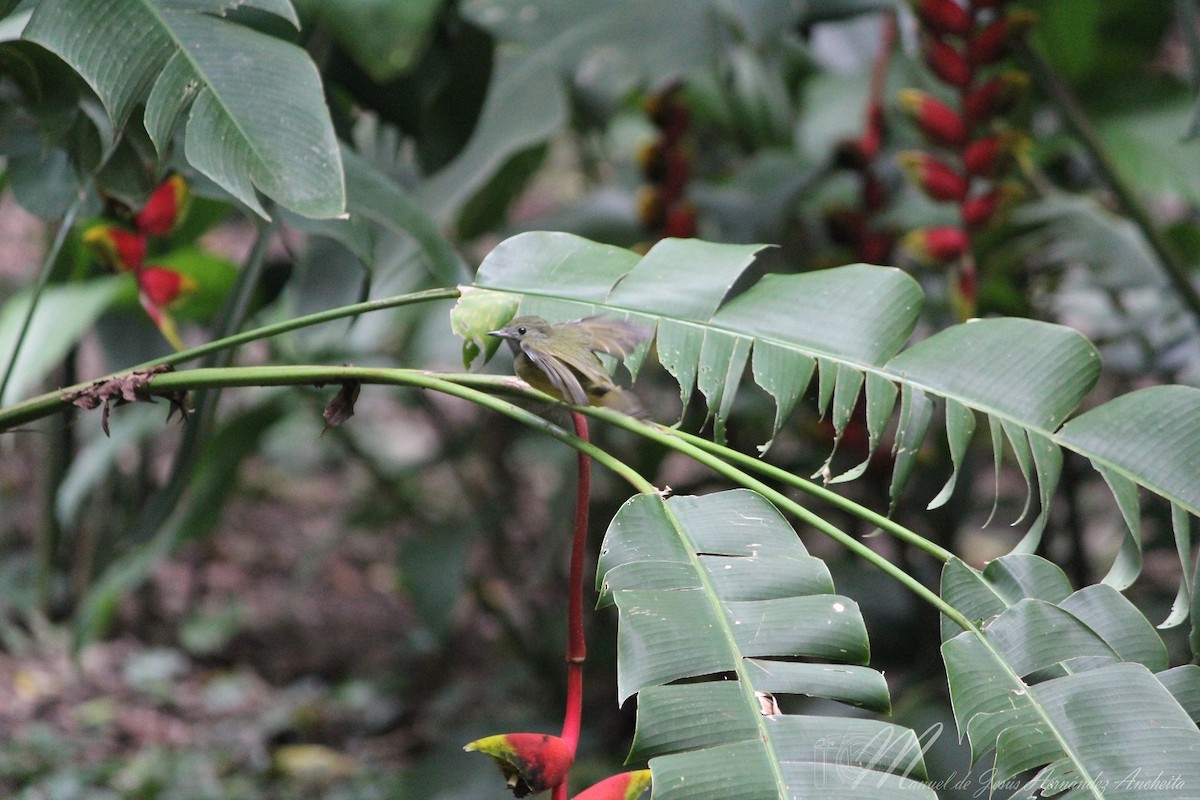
[598,489,934,798]
[459,233,1197,595]
[341,146,467,286]
[1057,386,1200,519]
[888,384,933,510]
[24,0,344,219]
[940,553,1200,795]
[304,0,441,82]
[927,399,975,510]
[0,277,123,405]
[418,55,568,226]
[1058,386,1200,594]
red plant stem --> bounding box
[556,411,591,797]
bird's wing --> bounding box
[572,316,652,358]
[520,346,592,405]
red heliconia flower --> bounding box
[963,131,1023,177]
[901,226,968,265]
[464,733,574,798]
[916,0,973,36]
[573,770,653,800]
[137,266,197,308]
[898,151,969,201]
[663,202,697,238]
[961,181,1023,228]
[923,36,973,87]
[963,71,1029,125]
[966,11,1037,66]
[135,174,191,236]
[897,89,967,147]
[136,266,197,351]
[83,224,146,273]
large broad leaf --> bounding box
[940,553,1200,798]
[453,232,1200,612]
[23,0,344,219]
[597,489,934,799]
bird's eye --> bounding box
[516,326,527,335]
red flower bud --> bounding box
[923,36,973,87]
[135,174,191,236]
[898,151,968,201]
[897,89,967,147]
[967,11,1037,66]
[963,71,1029,125]
[137,266,198,309]
[916,0,973,36]
[663,202,697,238]
[465,733,573,798]
[963,131,1024,177]
[961,181,1023,228]
[573,770,653,800]
[901,226,968,265]
[83,225,146,273]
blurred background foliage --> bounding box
[0,0,1198,797]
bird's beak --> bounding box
[488,328,509,339]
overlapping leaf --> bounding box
[940,553,1200,798]
[454,232,1200,617]
[596,489,933,799]
[23,0,344,219]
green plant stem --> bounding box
[1016,39,1200,324]
[0,287,462,432]
[123,366,654,494]
[576,405,976,633]
[669,428,955,563]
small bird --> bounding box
[489,315,649,414]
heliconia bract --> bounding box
[135,174,191,236]
[572,770,652,800]
[464,733,573,798]
[83,225,146,273]
[901,226,969,265]
[897,151,969,201]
